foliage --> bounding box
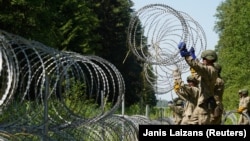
[124,103,141,115]
[0,0,100,51]
[214,0,250,110]
[88,0,157,107]
[0,0,156,108]
[121,103,163,120]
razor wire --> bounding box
[127,4,207,94]
[0,29,147,140]
[0,114,167,141]
[221,110,250,125]
[0,3,210,140]
[0,29,173,140]
[0,30,124,123]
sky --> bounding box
[132,0,225,102]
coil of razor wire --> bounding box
[0,29,128,140]
[128,4,207,94]
[221,110,250,125]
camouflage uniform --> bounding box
[210,63,225,124]
[174,76,199,125]
[238,89,250,125]
[169,99,184,125]
[184,50,218,125]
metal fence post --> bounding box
[43,73,49,141]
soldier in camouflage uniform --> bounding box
[174,75,199,125]
[237,89,250,125]
[178,42,218,125]
[210,63,225,124]
[169,98,184,125]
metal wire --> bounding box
[127,4,207,95]
[0,28,172,140]
[221,110,250,125]
[0,29,139,140]
[0,3,209,140]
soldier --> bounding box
[169,98,184,125]
[174,75,199,125]
[210,63,225,124]
[237,89,250,125]
[178,42,217,125]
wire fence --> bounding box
[0,29,141,140]
[0,28,172,140]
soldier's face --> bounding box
[187,81,194,86]
[239,93,243,97]
[202,58,208,65]
[202,58,214,65]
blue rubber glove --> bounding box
[178,42,186,50]
[189,47,196,59]
[180,49,190,57]
[178,42,190,57]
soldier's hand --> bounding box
[237,107,245,113]
[174,81,180,92]
[178,42,186,50]
[178,42,190,57]
[189,47,196,59]
[190,67,196,77]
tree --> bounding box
[0,0,99,51]
[88,0,157,107]
[0,0,157,108]
[214,0,250,110]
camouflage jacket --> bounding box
[185,56,218,106]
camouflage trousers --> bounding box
[210,104,223,125]
[181,115,191,125]
[238,112,250,125]
[188,106,211,125]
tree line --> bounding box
[0,0,157,112]
[215,0,250,110]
